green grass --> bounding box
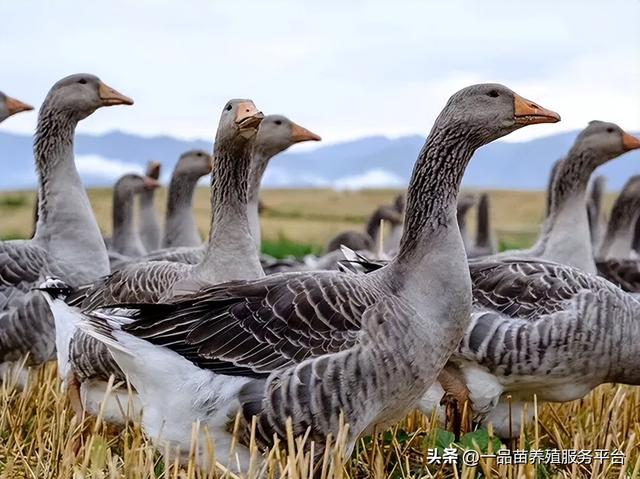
[0,194,28,208]
[261,236,322,258]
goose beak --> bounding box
[143,176,161,190]
[290,122,322,143]
[146,161,162,180]
[622,131,640,151]
[513,94,560,125]
[235,101,264,129]
[98,82,134,106]
[5,96,34,116]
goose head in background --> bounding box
[247,114,321,248]
[0,92,33,123]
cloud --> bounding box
[333,169,405,190]
[75,155,143,181]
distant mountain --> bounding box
[1,129,639,190]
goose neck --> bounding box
[32,106,109,281]
[112,188,143,256]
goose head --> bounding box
[254,114,321,157]
[442,83,560,146]
[0,92,33,123]
[174,150,213,178]
[216,99,264,144]
[573,121,640,165]
[145,160,162,180]
[43,73,133,121]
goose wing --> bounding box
[91,271,378,378]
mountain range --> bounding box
[1,129,639,191]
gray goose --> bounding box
[595,175,640,292]
[143,115,321,265]
[0,74,132,384]
[74,84,560,472]
[456,193,477,251]
[162,150,212,248]
[587,175,607,251]
[467,192,497,258]
[383,193,406,254]
[325,204,403,253]
[0,92,33,123]
[40,99,264,421]
[138,160,163,252]
[492,121,640,273]
[108,173,160,262]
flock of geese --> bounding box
[2,74,640,474]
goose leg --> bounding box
[438,362,472,439]
[66,371,85,418]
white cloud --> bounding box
[75,155,143,180]
[333,169,404,190]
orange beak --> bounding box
[513,94,561,125]
[622,131,640,151]
[235,100,264,129]
[290,122,322,143]
[5,96,34,116]
[98,82,134,106]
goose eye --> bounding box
[274,120,282,125]
[225,104,233,112]
[606,128,614,133]
[78,78,87,85]
[487,90,499,98]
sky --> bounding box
[2,0,639,145]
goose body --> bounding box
[76,84,560,472]
[0,75,132,385]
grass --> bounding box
[1,365,639,478]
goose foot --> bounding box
[438,363,472,440]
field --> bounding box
[0,187,637,479]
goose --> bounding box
[161,150,212,248]
[108,173,160,259]
[383,193,406,254]
[0,74,132,384]
[39,99,264,421]
[0,92,33,123]
[492,121,640,274]
[587,175,607,251]
[467,193,497,258]
[72,84,560,472]
[544,158,561,217]
[144,115,321,265]
[456,193,477,251]
[138,160,162,252]
[595,175,640,292]
[325,204,403,253]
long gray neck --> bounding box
[388,122,476,293]
[163,170,202,247]
[190,136,263,284]
[246,148,273,250]
[138,191,161,252]
[32,106,109,283]
[112,188,145,257]
[598,194,640,259]
[531,150,597,273]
